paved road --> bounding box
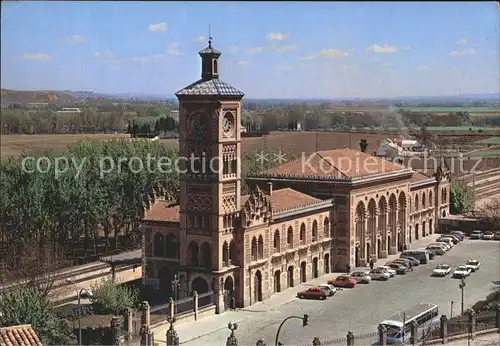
[156,238,500,345]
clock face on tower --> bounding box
[222,112,234,133]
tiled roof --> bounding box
[0,324,43,346]
[144,201,180,223]
[199,46,221,55]
[260,148,405,179]
[241,188,322,214]
[175,79,244,97]
[410,171,434,183]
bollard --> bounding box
[410,320,418,346]
[140,325,150,346]
[141,301,151,328]
[439,315,448,344]
[312,337,321,345]
[467,309,476,340]
[194,291,199,321]
[346,331,354,346]
[166,317,179,346]
[124,308,133,342]
[378,324,387,346]
[226,322,238,346]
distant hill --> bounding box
[0,89,91,105]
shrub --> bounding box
[90,280,140,315]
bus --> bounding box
[379,303,439,344]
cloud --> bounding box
[237,60,247,67]
[272,44,299,52]
[193,36,206,43]
[367,44,399,53]
[246,46,265,54]
[416,65,428,70]
[21,53,52,61]
[64,34,85,44]
[228,46,240,55]
[149,22,168,33]
[266,32,290,41]
[456,38,468,45]
[449,48,477,56]
[94,50,121,67]
[166,42,184,56]
[298,48,349,60]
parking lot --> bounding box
[164,238,500,345]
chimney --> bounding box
[267,181,273,196]
[359,139,368,153]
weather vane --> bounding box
[208,24,212,47]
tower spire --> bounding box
[208,24,212,47]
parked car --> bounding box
[495,232,500,241]
[377,266,396,277]
[430,242,450,251]
[369,268,391,281]
[327,275,356,288]
[385,262,407,275]
[465,259,480,272]
[426,245,445,256]
[442,234,461,243]
[482,231,495,240]
[319,284,337,296]
[470,230,483,239]
[399,255,420,266]
[452,230,466,237]
[432,264,451,277]
[392,258,412,268]
[453,265,472,278]
[437,237,455,248]
[297,287,328,300]
[350,271,372,284]
[401,249,430,263]
[450,231,465,240]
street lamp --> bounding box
[459,278,466,315]
[172,274,180,312]
[450,301,454,319]
[274,314,309,346]
[65,278,93,345]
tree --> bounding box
[476,197,500,230]
[450,181,474,215]
[0,286,77,345]
[89,280,140,315]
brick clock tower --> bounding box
[175,38,244,312]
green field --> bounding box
[468,150,500,157]
[425,126,500,131]
[474,137,500,145]
[405,107,499,113]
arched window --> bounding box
[299,223,306,245]
[201,242,212,270]
[258,235,264,259]
[222,241,229,267]
[312,220,318,242]
[324,217,330,237]
[154,232,165,257]
[422,192,426,209]
[229,239,236,264]
[188,241,199,267]
[429,191,433,206]
[213,59,218,74]
[251,236,257,261]
[165,233,177,259]
[415,194,419,211]
[273,229,280,252]
[287,227,294,249]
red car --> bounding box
[327,275,356,288]
[297,286,328,300]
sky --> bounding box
[1,1,499,99]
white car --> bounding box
[369,268,391,281]
[432,264,451,277]
[434,241,452,251]
[350,271,372,284]
[319,284,338,296]
[482,232,494,240]
[465,260,481,272]
[377,266,396,277]
[470,230,483,239]
[430,242,450,251]
[453,265,472,278]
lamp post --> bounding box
[65,278,92,346]
[459,278,466,315]
[450,301,454,319]
[172,274,180,313]
[274,314,309,346]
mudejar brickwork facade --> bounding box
[140,40,451,312]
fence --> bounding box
[149,291,215,326]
